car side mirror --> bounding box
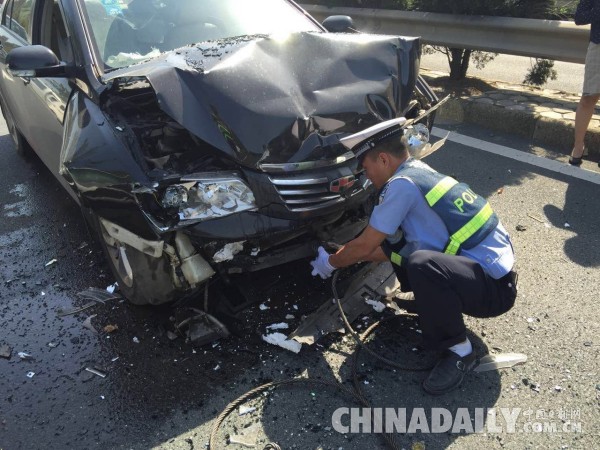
[7,45,68,78]
[322,15,355,33]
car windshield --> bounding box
[82,0,321,70]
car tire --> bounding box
[1,98,30,156]
[92,213,185,306]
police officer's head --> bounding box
[358,133,410,189]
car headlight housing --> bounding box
[161,173,256,223]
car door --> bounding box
[24,0,73,174]
[0,0,35,142]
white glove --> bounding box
[310,246,336,279]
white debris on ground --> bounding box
[229,422,260,447]
[106,283,118,294]
[365,299,386,312]
[266,322,289,330]
[262,333,302,354]
[45,259,57,267]
[259,303,270,311]
[213,242,245,263]
[238,405,256,416]
[285,314,295,320]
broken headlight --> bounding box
[162,173,256,222]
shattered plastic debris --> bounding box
[132,337,140,344]
[106,283,119,294]
[229,422,260,447]
[85,367,107,378]
[167,331,179,340]
[213,242,244,263]
[45,259,58,267]
[26,372,35,378]
[83,315,98,333]
[259,303,270,311]
[103,324,119,333]
[177,309,230,345]
[365,299,386,313]
[17,352,33,360]
[56,302,96,317]
[238,405,256,416]
[251,247,260,256]
[78,287,121,303]
[266,322,289,330]
[47,342,58,348]
[564,223,571,228]
[262,333,302,354]
[213,365,220,371]
[0,344,12,359]
[285,314,295,320]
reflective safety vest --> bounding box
[383,159,499,266]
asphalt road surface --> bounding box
[1,116,599,450]
[422,52,586,94]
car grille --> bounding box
[269,176,345,212]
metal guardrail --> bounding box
[301,5,591,64]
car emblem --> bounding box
[330,175,357,193]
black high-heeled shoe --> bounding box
[568,156,583,166]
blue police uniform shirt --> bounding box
[369,160,515,279]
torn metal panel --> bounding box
[289,262,400,345]
[60,92,149,190]
[103,32,421,169]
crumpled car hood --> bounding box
[103,32,420,170]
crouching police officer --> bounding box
[310,119,517,395]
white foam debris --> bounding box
[262,333,302,354]
[106,283,118,294]
[266,322,289,330]
[239,405,256,416]
[365,299,386,312]
[285,314,295,320]
[213,242,245,263]
[259,303,270,311]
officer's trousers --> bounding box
[395,250,517,350]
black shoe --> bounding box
[423,350,477,395]
[568,156,583,166]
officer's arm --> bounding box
[329,225,387,268]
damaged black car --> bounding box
[0,0,441,305]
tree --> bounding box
[412,0,554,80]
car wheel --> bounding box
[93,214,185,306]
[1,99,29,155]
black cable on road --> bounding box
[209,269,433,450]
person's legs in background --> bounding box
[570,93,600,165]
